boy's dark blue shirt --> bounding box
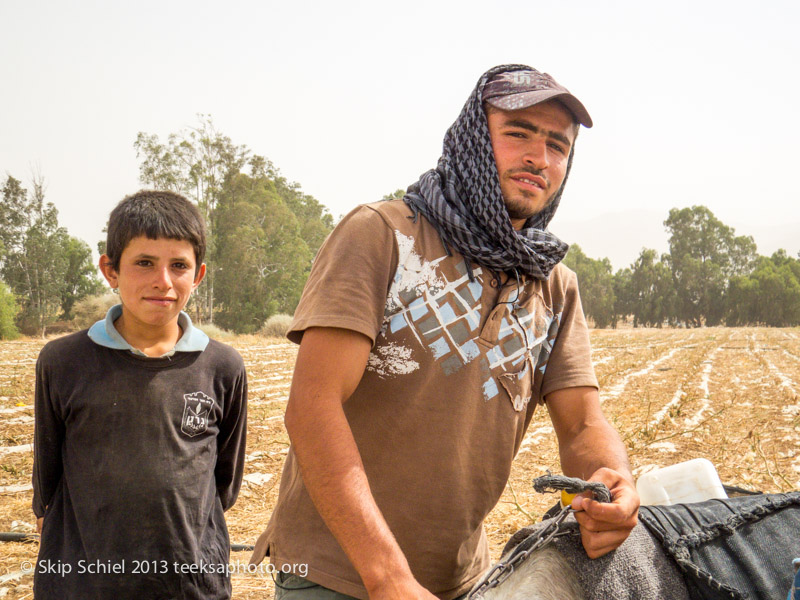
[32,327,247,599]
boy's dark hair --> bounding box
[106,190,206,274]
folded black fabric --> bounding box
[639,493,800,600]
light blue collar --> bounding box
[88,304,209,357]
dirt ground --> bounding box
[1,327,799,598]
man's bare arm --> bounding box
[279,327,436,599]
[546,386,639,558]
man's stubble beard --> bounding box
[505,199,549,221]
[501,167,560,223]
[503,188,558,222]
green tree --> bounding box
[1,175,67,335]
[0,281,20,340]
[0,176,28,272]
[212,173,312,333]
[60,236,104,319]
[563,244,617,328]
[612,266,634,324]
[0,174,100,335]
[382,189,407,201]
[135,117,334,327]
[727,250,800,326]
[725,274,759,326]
[627,248,676,327]
[664,206,756,326]
[270,168,334,255]
[135,115,250,322]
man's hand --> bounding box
[546,386,640,559]
[571,467,639,558]
[37,517,43,535]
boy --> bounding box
[32,190,248,599]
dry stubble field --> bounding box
[2,327,800,598]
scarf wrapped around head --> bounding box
[404,64,574,281]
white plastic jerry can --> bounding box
[636,458,728,506]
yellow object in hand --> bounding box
[561,490,577,508]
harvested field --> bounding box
[1,327,799,598]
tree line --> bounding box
[1,116,334,338]
[563,205,800,328]
[0,174,102,338]
[132,115,333,333]
[3,120,799,338]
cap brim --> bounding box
[485,89,593,128]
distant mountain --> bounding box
[551,211,800,271]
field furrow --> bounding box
[1,328,799,599]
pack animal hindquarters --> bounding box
[475,544,582,600]
[471,492,800,600]
[470,516,690,600]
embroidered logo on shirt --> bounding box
[181,391,215,437]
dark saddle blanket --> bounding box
[501,492,800,600]
[638,492,800,599]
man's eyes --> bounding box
[504,131,567,154]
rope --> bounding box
[532,473,612,503]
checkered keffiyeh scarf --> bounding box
[404,64,572,280]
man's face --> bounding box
[486,100,577,230]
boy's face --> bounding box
[100,236,205,332]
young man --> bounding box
[251,65,639,599]
[32,191,248,599]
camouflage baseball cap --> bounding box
[482,69,593,128]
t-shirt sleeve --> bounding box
[215,358,248,511]
[538,268,598,399]
[287,204,398,345]
[32,349,64,518]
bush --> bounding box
[196,323,237,341]
[71,293,118,330]
[46,320,76,335]
[0,282,20,340]
[259,313,293,339]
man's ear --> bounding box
[98,255,118,289]
[192,263,207,289]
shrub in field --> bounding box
[259,314,293,339]
[47,320,76,335]
[0,282,20,340]
[71,293,118,330]
[196,323,237,341]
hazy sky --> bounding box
[2,0,798,269]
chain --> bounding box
[467,504,574,598]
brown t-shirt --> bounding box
[262,199,597,599]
